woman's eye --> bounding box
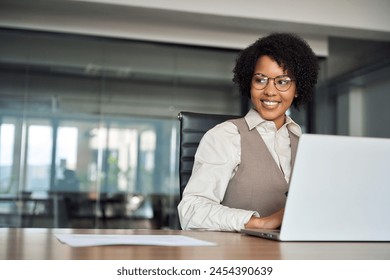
[277,79,290,86]
[256,78,268,84]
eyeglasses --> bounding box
[252,73,294,92]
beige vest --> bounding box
[221,118,299,216]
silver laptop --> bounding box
[241,134,390,241]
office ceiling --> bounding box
[0,0,389,121]
[0,0,389,56]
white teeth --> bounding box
[263,101,278,106]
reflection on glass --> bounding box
[56,127,78,172]
[55,126,79,193]
[26,125,52,192]
[139,130,156,194]
[0,124,15,194]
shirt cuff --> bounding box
[240,211,260,230]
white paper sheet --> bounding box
[55,234,216,247]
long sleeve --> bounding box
[177,121,258,232]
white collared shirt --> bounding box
[177,108,302,232]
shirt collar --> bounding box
[244,108,302,136]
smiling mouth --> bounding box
[261,100,281,106]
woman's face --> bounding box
[250,55,297,130]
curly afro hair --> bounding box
[232,33,319,109]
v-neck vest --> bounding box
[221,118,299,216]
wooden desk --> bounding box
[1,228,389,260]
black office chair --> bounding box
[177,111,241,198]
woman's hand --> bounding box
[244,208,285,229]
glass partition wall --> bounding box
[0,29,241,229]
[0,28,322,229]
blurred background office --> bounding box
[0,0,389,230]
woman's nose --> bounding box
[264,82,277,96]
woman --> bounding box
[177,33,319,231]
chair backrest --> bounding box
[177,111,241,198]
